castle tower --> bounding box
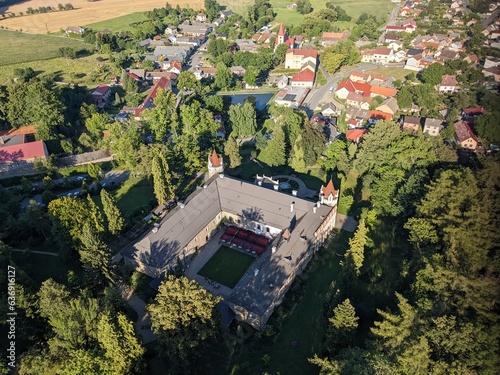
[208,149,224,177]
[319,179,339,207]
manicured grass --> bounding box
[198,245,255,289]
[365,67,411,81]
[85,12,148,32]
[0,29,91,66]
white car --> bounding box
[66,192,73,197]
[77,176,86,181]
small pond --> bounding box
[279,182,291,190]
[224,93,275,110]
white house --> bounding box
[285,49,318,69]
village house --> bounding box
[291,69,315,88]
[178,22,212,37]
[462,106,488,123]
[423,118,443,136]
[321,30,351,46]
[321,102,338,117]
[268,75,289,89]
[376,97,399,115]
[369,110,393,123]
[164,25,179,35]
[0,140,49,165]
[91,85,111,109]
[346,128,369,143]
[334,79,371,100]
[230,66,246,77]
[454,120,478,150]
[437,74,458,94]
[361,47,394,64]
[346,93,372,110]
[196,13,207,22]
[483,66,500,81]
[235,39,260,53]
[345,107,370,125]
[401,115,421,133]
[65,26,84,35]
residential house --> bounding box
[462,106,488,123]
[252,33,273,44]
[284,49,318,69]
[346,93,372,110]
[196,13,207,22]
[229,66,245,77]
[369,85,398,99]
[168,61,182,75]
[269,75,289,89]
[392,50,407,63]
[401,115,421,132]
[349,71,370,83]
[386,25,406,33]
[165,25,178,35]
[484,56,500,69]
[437,74,458,94]
[454,120,478,150]
[483,66,500,81]
[274,87,310,108]
[91,85,111,108]
[128,69,146,80]
[301,60,316,73]
[291,69,315,88]
[220,10,234,19]
[321,102,338,117]
[178,22,212,37]
[345,107,370,124]
[376,97,399,115]
[361,47,394,64]
[387,40,404,51]
[400,4,412,16]
[214,18,225,27]
[423,118,443,136]
[335,79,371,100]
[321,30,351,46]
[402,18,417,33]
[235,39,260,53]
[145,71,178,84]
[369,110,393,123]
[404,54,424,71]
[434,49,459,62]
[65,26,84,35]
[346,128,369,143]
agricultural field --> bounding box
[0,29,91,66]
[85,12,148,33]
[0,0,203,34]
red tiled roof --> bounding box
[370,85,398,97]
[321,179,337,198]
[287,48,318,59]
[346,128,369,141]
[292,69,315,82]
[369,110,393,120]
[463,106,488,115]
[454,120,477,142]
[440,74,457,86]
[373,47,392,55]
[92,84,110,96]
[336,78,372,95]
[141,77,171,109]
[0,140,48,163]
[209,149,222,167]
[126,72,140,81]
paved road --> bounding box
[301,63,378,114]
[117,283,157,344]
[19,170,130,209]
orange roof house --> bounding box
[346,128,369,143]
[0,140,48,164]
[454,120,478,150]
[369,110,393,121]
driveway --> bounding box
[273,174,317,199]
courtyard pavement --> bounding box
[335,214,358,232]
[273,174,317,199]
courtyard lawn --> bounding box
[198,245,255,288]
[112,177,155,219]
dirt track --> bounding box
[0,0,203,34]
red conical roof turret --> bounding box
[278,22,285,36]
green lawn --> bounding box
[11,251,83,286]
[85,12,148,32]
[198,246,255,288]
[365,67,411,81]
[112,177,155,218]
[0,29,91,66]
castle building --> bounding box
[320,179,339,207]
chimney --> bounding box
[290,202,295,212]
[219,173,224,179]
[258,180,262,186]
[316,201,321,208]
[292,190,297,196]
[313,206,317,214]
[272,246,277,254]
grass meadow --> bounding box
[85,12,148,32]
[0,29,91,66]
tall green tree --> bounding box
[145,88,178,140]
[225,135,242,168]
[228,102,257,137]
[79,223,113,282]
[344,220,367,275]
[258,126,286,167]
[214,62,232,90]
[97,313,145,375]
[100,189,124,235]
[148,276,222,368]
[326,299,359,351]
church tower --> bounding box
[277,22,286,45]
[208,149,224,177]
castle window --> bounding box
[266,227,270,233]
